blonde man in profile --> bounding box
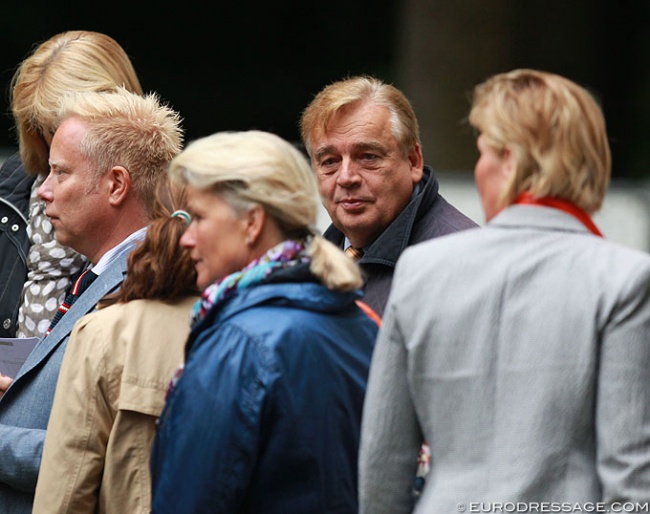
[0,88,183,514]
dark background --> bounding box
[0,1,397,152]
[0,1,648,178]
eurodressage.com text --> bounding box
[459,502,650,513]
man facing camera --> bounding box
[0,88,183,513]
[300,75,477,317]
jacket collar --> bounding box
[323,166,439,266]
[189,281,362,348]
[489,204,595,235]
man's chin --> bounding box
[53,233,77,253]
[335,222,378,248]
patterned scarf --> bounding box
[190,238,312,328]
[164,238,312,400]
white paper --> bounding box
[0,337,39,378]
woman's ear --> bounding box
[501,145,515,177]
[107,166,132,206]
[244,205,266,246]
[501,145,517,179]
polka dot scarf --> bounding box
[17,176,87,338]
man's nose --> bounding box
[37,173,54,202]
[336,158,361,187]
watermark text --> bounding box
[455,502,650,513]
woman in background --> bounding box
[358,69,650,514]
[32,179,199,514]
[150,130,378,514]
[0,30,143,339]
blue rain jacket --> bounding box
[151,278,378,514]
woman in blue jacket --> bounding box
[150,130,379,514]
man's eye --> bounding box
[317,158,339,175]
[360,153,377,161]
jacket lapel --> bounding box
[13,247,131,381]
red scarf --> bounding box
[514,192,603,237]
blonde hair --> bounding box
[300,75,420,158]
[469,68,611,214]
[10,30,143,175]
[56,88,183,216]
[169,130,363,291]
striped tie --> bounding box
[46,268,98,336]
[345,246,364,262]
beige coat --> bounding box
[32,296,197,514]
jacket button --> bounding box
[1,216,7,224]
[11,224,19,232]
[2,318,11,330]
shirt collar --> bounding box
[89,227,147,275]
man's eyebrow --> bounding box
[314,146,336,161]
[314,142,387,161]
[353,142,387,154]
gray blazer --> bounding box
[359,205,650,514]
[0,244,132,513]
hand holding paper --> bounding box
[0,337,39,380]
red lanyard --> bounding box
[514,192,604,237]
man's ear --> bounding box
[107,166,132,207]
[408,143,424,183]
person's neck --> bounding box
[89,226,148,275]
[86,220,148,265]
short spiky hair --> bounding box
[56,87,184,216]
[299,75,420,159]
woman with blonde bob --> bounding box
[150,130,378,514]
[469,68,611,220]
[358,69,650,513]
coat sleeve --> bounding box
[32,316,114,513]
[151,323,267,514]
[358,270,422,514]
[596,261,650,503]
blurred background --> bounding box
[1,0,649,247]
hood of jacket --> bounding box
[188,279,364,348]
